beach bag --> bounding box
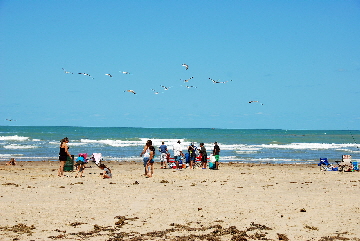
[209,162,216,169]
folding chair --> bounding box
[352,161,359,171]
[193,155,202,168]
[318,158,334,171]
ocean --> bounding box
[0,126,359,164]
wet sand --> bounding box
[0,161,359,240]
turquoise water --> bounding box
[0,126,359,164]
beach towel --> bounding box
[92,153,102,165]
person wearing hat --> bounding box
[213,142,220,170]
[173,140,183,170]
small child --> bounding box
[99,164,112,179]
[6,158,16,166]
[75,156,86,178]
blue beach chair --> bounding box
[352,161,358,171]
[318,158,337,171]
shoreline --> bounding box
[1,161,359,240]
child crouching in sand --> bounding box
[6,158,16,166]
[75,156,86,178]
[99,164,112,179]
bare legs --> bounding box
[146,162,154,177]
[58,161,66,177]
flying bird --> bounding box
[79,73,94,79]
[105,74,112,77]
[160,85,171,90]
[151,89,160,94]
[184,85,197,88]
[181,77,194,82]
[62,68,73,74]
[209,78,232,84]
[249,101,264,105]
[78,73,94,79]
[182,63,189,70]
[120,71,131,75]
[5,119,16,121]
[124,90,136,94]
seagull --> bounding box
[78,72,94,79]
[184,85,197,88]
[209,78,232,84]
[124,90,136,94]
[249,101,264,105]
[151,89,160,94]
[5,119,16,121]
[182,63,189,70]
[105,74,112,77]
[181,77,193,82]
[160,85,171,90]
[62,68,73,74]
[120,71,131,75]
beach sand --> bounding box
[0,161,359,240]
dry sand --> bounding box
[0,161,359,241]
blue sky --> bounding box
[1,0,359,130]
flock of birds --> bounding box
[61,64,263,105]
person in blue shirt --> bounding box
[159,141,168,169]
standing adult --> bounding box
[173,140,183,170]
[140,140,152,176]
[140,140,152,157]
[58,137,71,177]
[199,143,207,169]
[213,141,220,170]
[159,141,168,169]
[188,143,196,169]
[145,145,155,177]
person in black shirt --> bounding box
[199,143,207,169]
[213,142,220,170]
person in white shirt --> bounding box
[173,140,183,169]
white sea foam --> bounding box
[0,135,29,141]
[219,143,357,151]
[78,138,188,148]
[236,150,259,154]
[4,144,38,149]
[261,143,356,150]
[0,154,22,158]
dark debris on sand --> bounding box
[0,217,353,240]
[0,223,35,235]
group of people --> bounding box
[57,137,220,179]
[141,140,220,177]
[57,137,112,179]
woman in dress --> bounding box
[58,137,71,177]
